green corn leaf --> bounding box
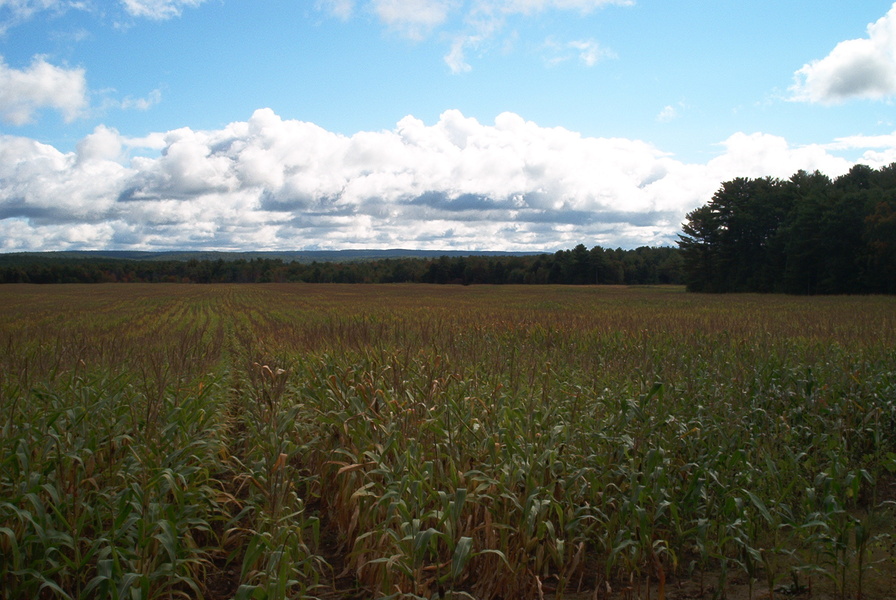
[744,489,774,525]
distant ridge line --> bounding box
[0,249,543,264]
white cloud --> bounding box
[119,0,206,20]
[371,0,457,39]
[321,0,629,70]
[444,37,474,73]
[0,0,72,32]
[0,55,87,124]
[0,0,64,17]
[0,133,129,225]
[791,3,896,103]
[316,0,355,20]
[118,88,162,111]
[707,132,851,179]
[825,131,896,150]
[0,0,202,28]
[656,105,677,123]
[822,131,896,168]
[571,39,612,66]
[471,0,632,17]
[543,37,614,66]
[76,124,123,163]
[0,55,157,127]
[0,109,871,252]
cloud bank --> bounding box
[0,108,866,252]
[791,2,896,103]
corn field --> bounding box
[1,283,896,599]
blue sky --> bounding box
[1,0,895,252]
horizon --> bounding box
[2,1,895,252]
[0,244,674,258]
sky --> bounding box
[1,0,896,252]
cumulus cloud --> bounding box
[791,3,896,103]
[0,109,867,252]
[0,55,87,124]
[0,55,162,126]
[707,132,852,179]
[0,131,129,225]
[822,131,896,167]
[76,124,124,163]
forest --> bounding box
[677,163,896,294]
[0,245,683,286]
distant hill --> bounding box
[0,249,539,265]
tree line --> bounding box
[0,245,683,285]
[5,162,893,293]
[677,164,896,294]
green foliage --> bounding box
[678,163,896,294]
[1,284,895,598]
[0,246,683,286]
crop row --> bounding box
[1,284,895,599]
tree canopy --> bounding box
[678,164,896,294]
[0,245,683,286]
